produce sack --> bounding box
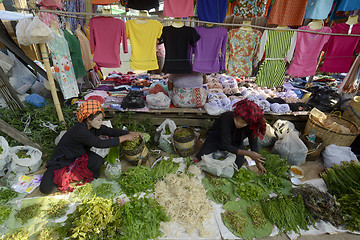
[8,145,42,174]
[25,93,47,108]
[273,130,308,166]
[146,92,170,109]
[104,158,122,181]
[198,152,237,178]
[322,144,358,168]
[15,19,32,45]
[25,16,54,44]
[0,136,10,176]
[273,119,297,138]
[155,119,176,153]
[258,123,277,147]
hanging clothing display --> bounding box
[161,26,200,74]
[47,30,79,100]
[337,0,360,11]
[75,28,93,71]
[62,0,85,32]
[197,0,228,23]
[163,0,194,18]
[127,0,159,10]
[233,0,269,18]
[267,0,308,26]
[320,23,360,73]
[191,26,228,73]
[304,0,334,19]
[288,25,332,77]
[63,29,87,79]
[125,19,163,71]
[91,0,118,5]
[256,30,296,87]
[226,28,262,77]
[89,16,128,68]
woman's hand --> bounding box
[256,161,266,175]
[120,132,142,143]
[129,131,143,138]
[246,151,265,163]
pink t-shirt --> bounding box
[288,26,331,77]
[320,23,360,73]
[89,17,128,68]
[163,0,194,18]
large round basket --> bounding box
[304,114,360,147]
[343,96,360,127]
[172,127,196,157]
[301,135,324,161]
[122,138,149,166]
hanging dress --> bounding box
[255,30,295,88]
[267,0,308,26]
[75,29,93,71]
[47,29,79,100]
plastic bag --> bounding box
[8,145,43,174]
[198,152,237,178]
[273,130,308,166]
[90,120,112,158]
[204,102,227,116]
[273,120,297,139]
[322,144,358,168]
[104,159,122,181]
[16,19,32,45]
[25,16,54,44]
[146,92,171,109]
[0,136,11,176]
[156,119,176,153]
[121,90,145,109]
[258,123,277,147]
[25,93,47,108]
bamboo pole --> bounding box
[39,43,65,122]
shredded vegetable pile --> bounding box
[155,174,213,236]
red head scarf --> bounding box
[76,100,104,122]
[233,99,266,139]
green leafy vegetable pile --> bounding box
[3,229,29,240]
[259,172,285,193]
[211,189,231,204]
[94,182,115,198]
[15,203,42,225]
[0,187,18,204]
[232,167,257,183]
[261,194,315,234]
[151,158,179,180]
[247,205,267,229]
[291,184,343,227]
[261,150,289,179]
[45,200,70,219]
[0,205,11,224]
[234,183,267,201]
[222,210,248,234]
[122,137,142,150]
[338,189,360,231]
[118,166,154,196]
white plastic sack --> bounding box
[258,123,277,147]
[146,92,171,109]
[156,119,176,153]
[273,130,308,166]
[198,152,237,178]
[0,136,10,176]
[9,145,42,174]
[322,144,358,168]
[273,120,297,138]
[204,102,227,116]
[104,159,122,181]
[25,16,54,44]
[16,19,32,45]
[90,120,112,158]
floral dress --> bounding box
[233,0,269,18]
[226,28,262,77]
[47,29,79,100]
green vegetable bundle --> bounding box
[15,203,42,225]
[320,160,360,197]
[261,150,289,179]
[3,229,29,240]
[212,189,231,204]
[232,167,257,183]
[234,183,267,201]
[45,200,70,219]
[0,187,18,204]
[36,224,61,240]
[222,210,248,234]
[247,205,267,229]
[208,176,228,188]
[174,128,192,138]
[0,205,11,224]
[94,182,115,198]
[291,184,343,227]
[122,137,141,150]
[118,166,154,196]
[151,158,179,180]
[261,194,315,234]
[338,189,360,231]
[259,172,285,193]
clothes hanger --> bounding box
[275,25,289,32]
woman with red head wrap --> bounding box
[196,99,267,174]
[39,100,142,194]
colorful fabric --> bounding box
[226,28,262,77]
[337,0,360,11]
[233,98,266,139]
[125,19,163,71]
[320,23,360,73]
[288,26,332,77]
[171,87,207,108]
[304,0,334,19]
[75,29,93,71]
[47,29,79,100]
[233,0,268,18]
[77,100,104,122]
[163,0,194,17]
[267,0,308,26]
[197,0,228,23]
[255,30,294,87]
[63,29,87,79]
[53,153,93,193]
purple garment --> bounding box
[191,26,228,73]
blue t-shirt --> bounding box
[304,0,334,19]
[197,0,228,23]
[337,0,360,11]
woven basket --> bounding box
[343,96,360,127]
[304,114,360,147]
[173,127,196,157]
[122,138,149,166]
[301,135,324,161]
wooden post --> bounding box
[39,43,65,122]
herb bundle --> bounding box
[222,210,249,234]
[151,158,179,180]
[338,189,360,231]
[94,182,115,198]
[234,183,266,201]
[122,137,141,150]
[0,205,11,224]
[208,176,228,188]
[232,167,257,183]
[259,172,285,193]
[0,187,18,204]
[45,200,70,219]
[247,205,267,229]
[15,203,42,224]
[261,150,289,179]
[118,166,154,196]
[211,189,231,204]
[3,229,29,240]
